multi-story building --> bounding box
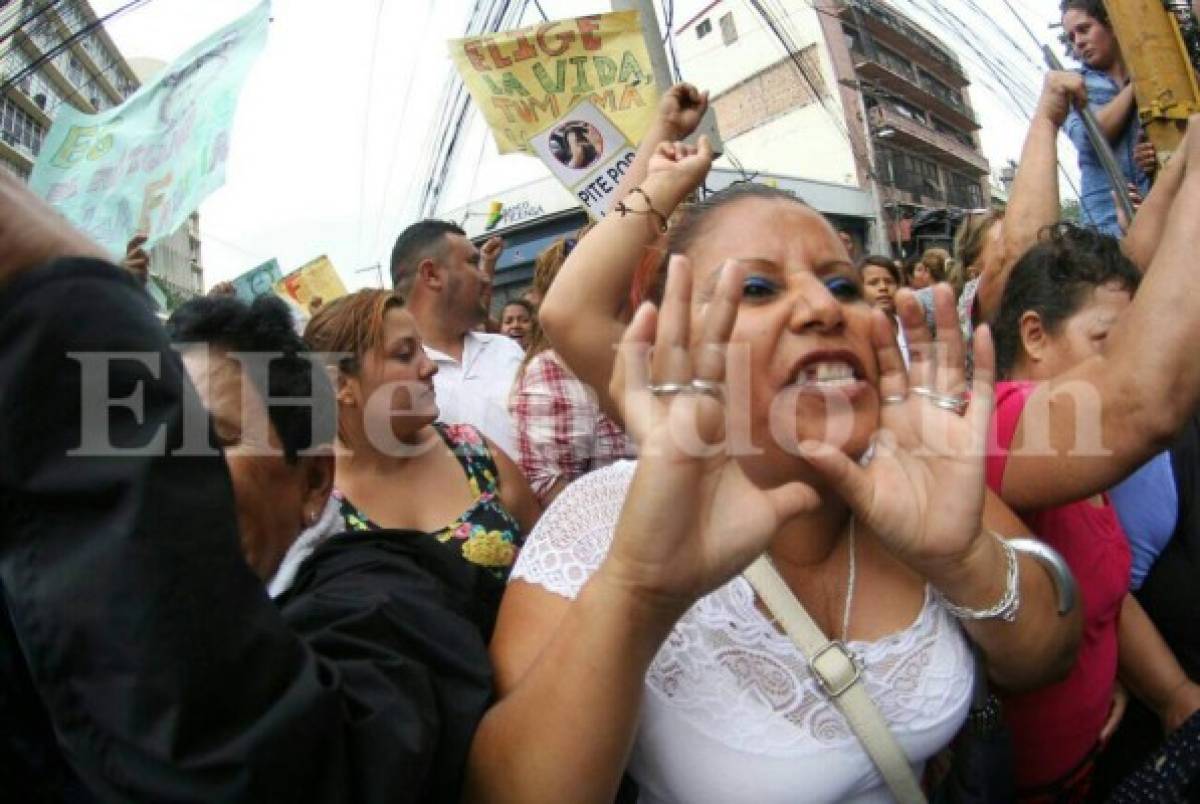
[0,1,203,297]
[438,0,991,302]
[674,0,991,256]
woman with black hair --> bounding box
[984,106,1200,799]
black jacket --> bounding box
[0,259,500,802]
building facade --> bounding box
[674,0,991,257]
[0,1,203,297]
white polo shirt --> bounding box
[425,331,524,460]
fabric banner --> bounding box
[528,99,636,219]
[28,1,270,257]
[275,255,348,308]
[231,258,283,304]
[449,11,659,154]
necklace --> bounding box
[762,518,857,642]
[841,519,857,642]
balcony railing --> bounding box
[838,0,967,85]
[851,47,979,131]
[870,105,989,174]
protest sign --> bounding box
[449,11,659,154]
[529,99,637,219]
[28,1,270,257]
[230,258,283,304]
[275,255,348,308]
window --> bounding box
[876,46,913,80]
[0,96,47,157]
[696,18,712,38]
[719,12,737,45]
[843,25,861,55]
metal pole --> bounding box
[1042,45,1136,222]
[855,91,894,257]
[611,0,725,152]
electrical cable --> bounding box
[355,0,386,265]
[368,0,435,264]
[0,0,152,97]
[0,0,67,48]
[893,0,1085,207]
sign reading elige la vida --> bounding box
[449,11,659,155]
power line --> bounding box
[0,0,152,97]
[0,0,68,49]
[368,0,435,263]
[892,0,1084,205]
[355,0,386,265]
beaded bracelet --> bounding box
[934,532,1020,623]
[614,187,668,233]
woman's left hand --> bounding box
[799,283,996,578]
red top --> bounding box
[986,382,1130,789]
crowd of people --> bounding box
[3,1,1200,800]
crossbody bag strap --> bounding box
[744,555,928,804]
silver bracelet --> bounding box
[935,532,1020,623]
[1007,538,1077,616]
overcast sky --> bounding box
[91,0,1076,288]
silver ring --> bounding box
[880,394,907,406]
[909,386,968,415]
[690,379,724,399]
[649,382,692,397]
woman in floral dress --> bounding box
[305,289,539,581]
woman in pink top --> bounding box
[985,71,1200,798]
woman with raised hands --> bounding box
[981,85,1200,795]
[468,137,1079,802]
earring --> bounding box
[307,509,318,526]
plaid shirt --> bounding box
[509,350,633,506]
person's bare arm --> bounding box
[120,233,150,285]
[609,83,708,212]
[1095,81,1138,144]
[539,85,709,419]
[467,575,676,804]
[1118,594,1200,732]
[1000,117,1200,510]
[977,72,1085,325]
[489,435,542,534]
[0,168,108,285]
[1122,144,1186,271]
[479,236,503,332]
[973,490,1081,690]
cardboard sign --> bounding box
[274,255,348,308]
[29,2,269,257]
[529,100,637,219]
[449,11,659,155]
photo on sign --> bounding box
[548,121,604,171]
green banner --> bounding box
[29,1,270,257]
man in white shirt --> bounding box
[390,220,523,458]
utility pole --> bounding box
[611,0,725,152]
[1104,0,1200,165]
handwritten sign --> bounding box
[28,1,269,257]
[449,10,659,154]
[529,100,636,219]
[275,255,348,308]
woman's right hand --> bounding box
[656,83,709,140]
[643,136,714,211]
[596,256,819,613]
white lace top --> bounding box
[511,461,974,803]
